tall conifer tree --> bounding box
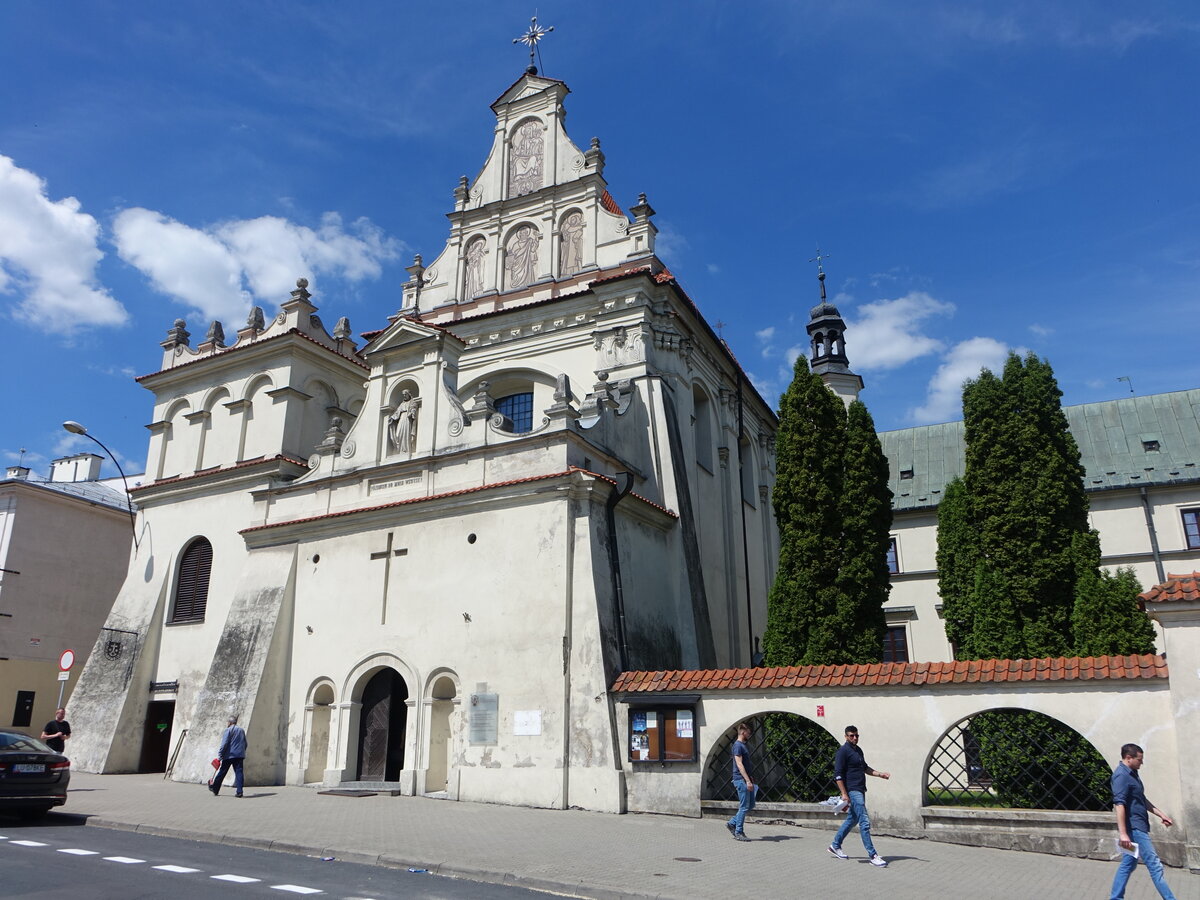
[763,359,891,666]
[937,351,1155,659]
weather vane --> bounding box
[513,15,554,73]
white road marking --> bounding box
[271,886,322,894]
[103,856,146,863]
[58,848,100,855]
[154,864,201,873]
[212,874,261,883]
[10,840,48,847]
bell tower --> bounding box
[805,252,863,405]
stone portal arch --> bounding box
[924,708,1110,811]
[424,671,459,795]
[351,665,410,782]
[303,680,335,784]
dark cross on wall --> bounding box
[369,532,408,625]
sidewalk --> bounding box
[54,772,1195,899]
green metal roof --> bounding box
[878,388,1200,511]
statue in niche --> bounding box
[387,390,421,456]
[508,120,544,198]
[464,238,487,299]
[505,225,540,290]
[559,211,584,275]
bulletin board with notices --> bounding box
[628,705,697,763]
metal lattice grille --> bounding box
[925,708,1110,811]
[703,714,840,804]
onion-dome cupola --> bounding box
[804,250,863,405]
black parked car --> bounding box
[0,730,70,819]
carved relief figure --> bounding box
[559,211,585,276]
[505,225,540,290]
[387,390,421,456]
[463,237,487,298]
[508,120,544,198]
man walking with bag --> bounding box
[828,725,889,867]
[1110,743,1176,899]
[210,715,247,798]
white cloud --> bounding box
[114,208,401,326]
[910,337,1010,424]
[653,222,689,265]
[706,263,720,275]
[1029,323,1054,337]
[0,155,127,330]
[846,291,954,370]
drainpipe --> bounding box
[736,374,754,664]
[605,472,634,672]
[1140,486,1166,584]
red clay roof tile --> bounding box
[1141,572,1200,606]
[609,654,1168,693]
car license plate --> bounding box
[13,764,45,774]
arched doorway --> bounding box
[304,683,335,784]
[356,668,408,781]
[426,675,457,794]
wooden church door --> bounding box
[356,668,408,781]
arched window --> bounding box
[171,538,213,623]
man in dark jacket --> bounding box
[828,725,889,867]
[210,715,248,798]
[1111,743,1176,899]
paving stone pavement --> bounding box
[47,773,1198,899]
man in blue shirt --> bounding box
[210,715,248,798]
[828,725,889,867]
[725,722,756,842]
[1110,743,1176,899]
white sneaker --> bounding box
[828,845,847,859]
[869,854,888,867]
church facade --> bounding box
[67,70,779,811]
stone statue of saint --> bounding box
[559,211,585,276]
[505,225,540,290]
[464,238,487,299]
[508,120,544,198]
[388,390,421,456]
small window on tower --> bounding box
[899,469,914,480]
[1142,439,1161,452]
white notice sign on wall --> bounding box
[514,710,542,735]
[676,709,693,738]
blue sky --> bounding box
[2,1,1198,480]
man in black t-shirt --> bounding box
[41,708,71,754]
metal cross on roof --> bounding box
[513,15,554,72]
[810,246,831,301]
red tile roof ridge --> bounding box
[1141,572,1200,605]
[609,654,1169,692]
[599,190,624,217]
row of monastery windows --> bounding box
[886,508,1200,579]
[461,208,587,300]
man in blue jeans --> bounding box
[210,715,248,798]
[1111,743,1176,899]
[828,725,889,867]
[725,722,756,841]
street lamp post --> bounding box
[61,421,139,551]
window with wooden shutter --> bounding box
[171,537,212,623]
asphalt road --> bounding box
[0,815,550,899]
